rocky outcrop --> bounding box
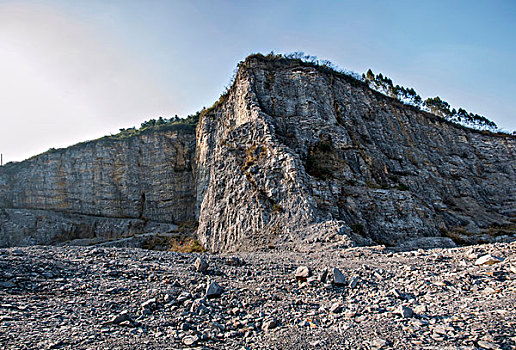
[0,128,196,247]
[195,56,516,252]
[1,55,515,251]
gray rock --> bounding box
[348,276,358,289]
[397,305,414,318]
[477,340,502,350]
[262,317,278,331]
[195,257,209,273]
[295,266,311,281]
[333,268,346,286]
[475,254,504,266]
[176,291,191,304]
[329,302,342,314]
[371,338,389,349]
[141,298,156,310]
[0,280,16,288]
[182,335,199,346]
[206,281,223,299]
[164,294,173,303]
[318,268,328,283]
[226,256,245,266]
[108,310,132,324]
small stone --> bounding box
[11,249,24,256]
[141,298,156,310]
[305,276,318,286]
[475,254,503,266]
[318,268,328,283]
[477,340,502,350]
[176,291,191,304]
[195,257,209,273]
[227,256,244,266]
[182,335,199,346]
[397,305,413,318]
[109,310,132,324]
[371,338,389,349]
[348,276,358,289]
[333,268,346,286]
[391,288,405,299]
[413,304,428,315]
[262,317,278,331]
[118,320,134,327]
[329,302,342,314]
[206,281,223,299]
[295,266,311,281]
[0,281,16,289]
[164,294,173,303]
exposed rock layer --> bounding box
[0,130,196,247]
[195,57,516,252]
[1,56,515,251]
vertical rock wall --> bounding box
[1,56,515,251]
[195,57,516,251]
[0,129,197,246]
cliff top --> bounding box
[237,53,514,139]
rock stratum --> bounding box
[1,55,515,251]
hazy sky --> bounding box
[1,0,515,163]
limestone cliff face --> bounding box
[0,129,196,246]
[195,57,516,252]
[1,56,515,251]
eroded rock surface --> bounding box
[1,55,515,251]
[0,129,196,247]
[195,57,516,251]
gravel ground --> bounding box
[0,241,515,349]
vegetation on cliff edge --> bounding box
[244,51,502,133]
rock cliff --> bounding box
[195,56,516,252]
[0,128,196,246]
[1,55,515,251]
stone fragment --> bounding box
[391,288,404,299]
[329,302,342,314]
[413,304,428,315]
[397,305,414,318]
[348,276,358,289]
[475,254,504,266]
[163,294,173,303]
[176,291,191,304]
[371,338,389,349]
[318,268,328,283]
[195,257,209,273]
[182,335,199,346]
[206,281,223,299]
[0,281,16,288]
[141,298,156,310]
[227,256,245,266]
[333,268,346,286]
[477,340,502,350]
[262,317,278,331]
[108,310,132,324]
[295,266,311,281]
[306,276,318,287]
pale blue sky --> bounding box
[1,0,515,162]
